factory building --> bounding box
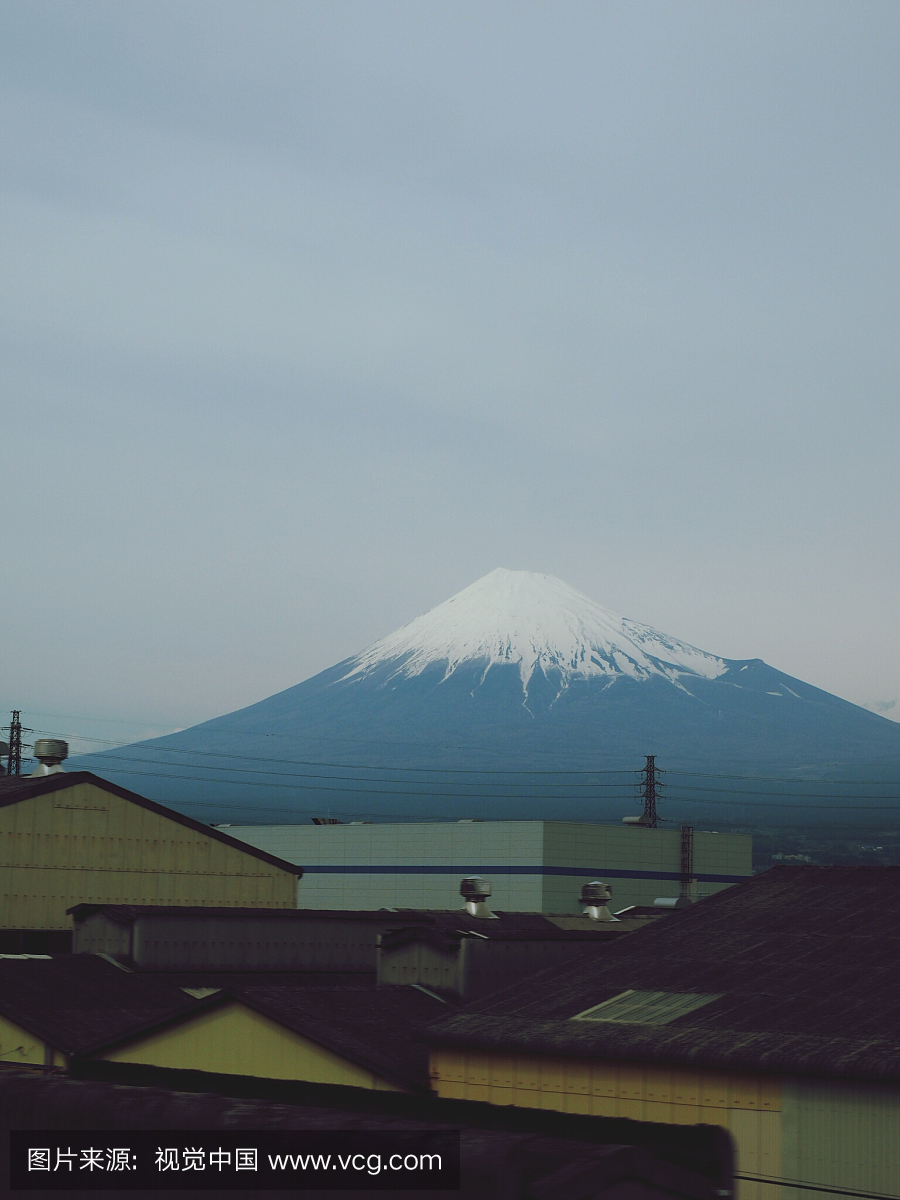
[425,866,900,1200]
[224,819,752,913]
[67,889,649,998]
[0,954,440,1092]
[0,770,302,944]
[69,903,442,972]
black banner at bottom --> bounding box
[9,1130,460,1190]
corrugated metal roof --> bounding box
[68,904,417,922]
[227,984,453,1091]
[0,956,214,1053]
[78,981,452,1093]
[425,866,900,1082]
[380,912,627,955]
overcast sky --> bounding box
[2,0,898,752]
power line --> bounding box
[21,710,784,769]
[663,782,900,801]
[44,732,636,775]
[13,714,900,787]
[664,769,900,786]
[60,748,900,804]
[29,731,900,796]
[48,735,900,791]
[735,1172,900,1199]
[50,760,641,803]
[44,744,638,785]
[661,794,900,811]
[12,711,900,811]
[14,752,900,812]
[74,751,634,791]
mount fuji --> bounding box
[74,570,900,824]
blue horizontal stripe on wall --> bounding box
[300,865,749,884]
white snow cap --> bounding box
[345,569,726,695]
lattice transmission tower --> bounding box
[4,711,23,776]
[639,753,662,827]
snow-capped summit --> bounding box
[345,568,727,695]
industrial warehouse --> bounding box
[0,757,302,951]
[2,863,899,1198]
[424,866,900,1200]
[222,816,752,912]
[1,743,899,1198]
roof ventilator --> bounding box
[30,739,68,777]
[581,881,619,922]
[460,877,499,919]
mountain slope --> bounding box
[72,570,900,824]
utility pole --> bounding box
[639,754,661,828]
[680,824,695,900]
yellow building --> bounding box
[0,953,206,1070]
[0,953,443,1093]
[0,771,302,934]
[89,989,428,1093]
[426,865,900,1200]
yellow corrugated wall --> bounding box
[0,782,297,928]
[781,1077,900,1199]
[99,1000,404,1092]
[0,1012,45,1066]
[0,1013,65,1068]
[429,1048,781,1200]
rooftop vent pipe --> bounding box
[460,877,499,919]
[580,881,619,922]
[30,739,68,777]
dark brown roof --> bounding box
[0,1069,733,1195]
[68,904,630,941]
[382,912,627,954]
[425,866,900,1082]
[231,984,454,1092]
[0,772,302,876]
[0,953,440,1090]
[0,955,214,1054]
[68,904,433,922]
[80,980,452,1093]
[147,970,375,988]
